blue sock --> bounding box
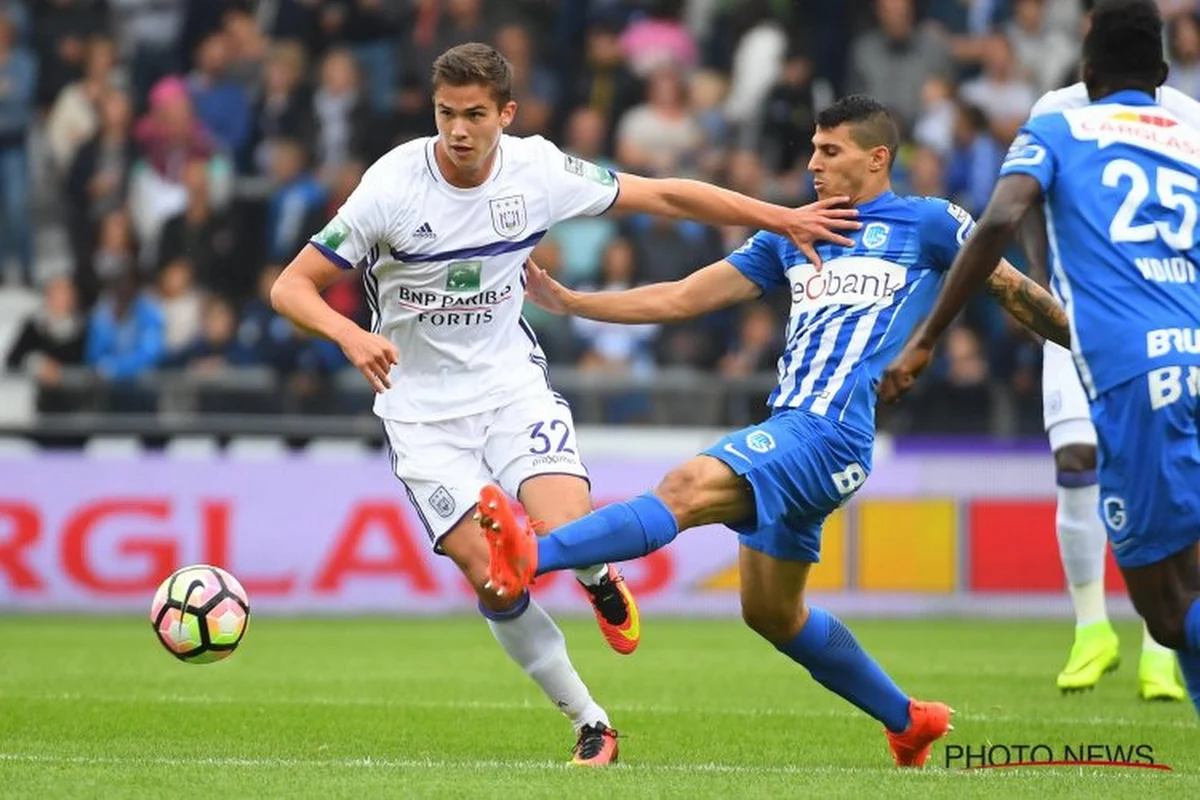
[776,607,911,733]
[536,493,679,575]
[1178,599,1200,714]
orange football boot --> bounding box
[571,722,619,766]
[885,700,955,767]
[579,565,641,655]
[477,485,538,598]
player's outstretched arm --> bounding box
[984,260,1070,347]
[524,258,760,324]
[878,174,1044,403]
[271,245,398,392]
[612,173,860,267]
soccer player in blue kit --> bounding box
[476,95,1072,765]
[882,0,1200,715]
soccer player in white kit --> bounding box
[269,43,859,765]
[1027,80,1199,699]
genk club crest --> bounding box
[489,194,528,240]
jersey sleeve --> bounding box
[725,231,787,293]
[918,197,977,272]
[538,137,621,223]
[998,119,1059,194]
[309,174,393,270]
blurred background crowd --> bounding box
[2,0,1198,434]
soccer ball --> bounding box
[150,564,250,664]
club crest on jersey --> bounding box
[745,430,776,454]
[430,486,457,519]
[446,260,482,292]
[862,222,890,250]
[490,194,528,239]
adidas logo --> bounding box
[413,222,436,238]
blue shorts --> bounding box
[701,408,873,563]
[1091,368,1200,569]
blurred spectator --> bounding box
[158,158,236,297]
[31,0,108,111]
[959,34,1036,144]
[222,6,269,94]
[187,30,254,165]
[312,48,373,181]
[720,12,787,131]
[619,0,698,78]
[1167,13,1200,98]
[494,23,557,137]
[560,20,643,154]
[848,0,953,129]
[903,145,948,198]
[153,256,203,359]
[265,137,327,263]
[167,293,258,371]
[90,207,138,289]
[5,276,87,410]
[911,325,996,434]
[65,90,136,297]
[718,302,781,378]
[689,69,731,163]
[252,41,314,175]
[109,0,186,107]
[47,36,124,176]
[1007,0,1078,96]
[85,266,165,383]
[946,102,1003,218]
[338,0,403,115]
[912,75,957,158]
[237,264,304,374]
[0,11,35,284]
[616,66,703,176]
[757,49,817,176]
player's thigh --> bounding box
[698,411,870,557]
[737,542,812,644]
[1090,370,1200,571]
[1043,341,1097,461]
[383,417,488,557]
[484,390,590,526]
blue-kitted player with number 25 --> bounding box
[478,95,1071,766]
[883,0,1200,715]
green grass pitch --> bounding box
[0,615,1196,798]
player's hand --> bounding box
[878,340,933,404]
[783,196,861,268]
[523,259,573,315]
[339,327,399,393]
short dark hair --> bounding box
[1084,0,1165,90]
[815,95,900,165]
[431,43,513,105]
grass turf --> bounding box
[0,615,1195,798]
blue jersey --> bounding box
[999,90,1200,399]
[727,191,970,435]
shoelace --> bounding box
[573,723,612,760]
[585,576,629,625]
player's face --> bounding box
[808,125,873,201]
[433,83,516,175]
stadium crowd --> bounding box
[2,0,1199,432]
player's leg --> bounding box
[737,544,951,767]
[1044,342,1123,691]
[486,392,641,657]
[384,419,614,763]
[1118,543,1200,712]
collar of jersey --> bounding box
[855,189,897,212]
[1090,89,1157,107]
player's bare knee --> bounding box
[1053,444,1097,474]
[741,600,803,645]
[654,456,737,529]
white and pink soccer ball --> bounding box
[150,565,250,664]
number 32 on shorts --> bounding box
[528,420,576,455]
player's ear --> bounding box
[870,145,889,174]
[499,100,517,129]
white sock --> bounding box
[1143,623,1175,655]
[1056,484,1109,626]
[573,564,609,586]
[484,593,609,732]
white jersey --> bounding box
[1030,81,1200,126]
[311,135,620,422]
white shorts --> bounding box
[1042,340,1097,451]
[383,391,588,552]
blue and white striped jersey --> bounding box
[728,191,972,435]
